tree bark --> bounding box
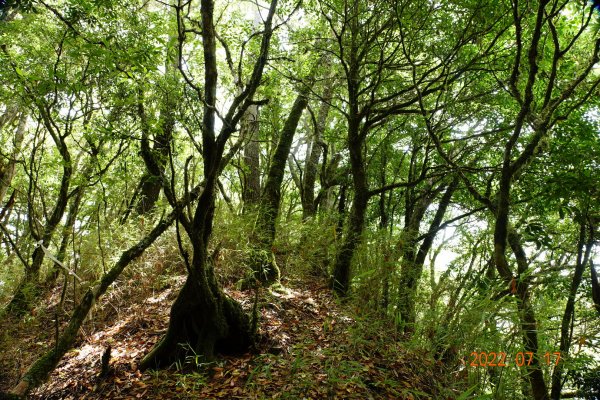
[132,88,175,217]
[331,112,367,295]
[140,0,278,368]
[139,237,251,369]
[248,85,311,286]
[504,227,549,400]
[241,104,261,211]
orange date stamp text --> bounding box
[466,351,561,367]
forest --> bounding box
[0,0,599,398]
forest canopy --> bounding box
[0,0,599,398]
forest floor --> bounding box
[1,265,462,399]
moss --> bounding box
[5,279,40,316]
[140,272,253,371]
[240,248,280,290]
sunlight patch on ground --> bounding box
[144,288,172,304]
[73,344,102,362]
[269,286,301,300]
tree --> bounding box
[299,75,334,220]
[2,22,76,314]
[424,0,600,397]
[2,1,600,398]
[139,0,279,368]
[323,0,504,295]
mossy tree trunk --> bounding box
[329,5,366,295]
[397,178,457,333]
[248,85,311,287]
[488,28,599,400]
[241,104,261,212]
[331,114,367,295]
[325,0,444,296]
[139,228,252,369]
[301,83,332,221]
[10,206,181,397]
[550,218,594,399]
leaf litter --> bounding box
[2,273,459,399]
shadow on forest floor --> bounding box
[1,271,462,399]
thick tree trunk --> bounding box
[134,172,163,215]
[488,154,549,400]
[491,187,549,400]
[141,177,255,368]
[492,122,550,399]
[140,0,277,369]
[331,115,367,296]
[248,86,310,286]
[330,8,368,296]
[302,85,332,220]
[331,190,367,296]
[141,169,253,368]
[241,104,261,211]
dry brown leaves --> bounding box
[3,276,450,400]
